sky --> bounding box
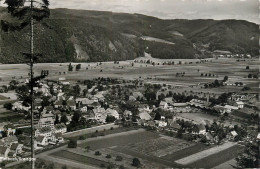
[1,0,259,23]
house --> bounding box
[123,110,132,118]
[93,107,107,123]
[205,132,214,141]
[168,119,181,132]
[231,131,238,138]
[35,98,43,109]
[35,126,52,138]
[129,96,136,101]
[91,102,102,109]
[236,101,245,109]
[38,114,54,129]
[12,101,30,111]
[36,136,48,146]
[198,124,206,135]
[10,143,23,155]
[0,146,10,158]
[173,103,188,107]
[106,108,120,119]
[224,105,238,111]
[83,110,95,120]
[157,121,167,128]
[159,101,168,109]
[54,133,64,143]
[132,92,144,99]
[80,106,88,113]
[67,99,76,110]
[139,112,151,121]
[138,104,151,114]
[1,136,18,147]
[54,124,67,134]
[76,98,94,106]
[165,97,174,104]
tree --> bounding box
[76,64,81,71]
[95,151,101,156]
[246,66,250,69]
[223,76,229,82]
[154,111,161,120]
[72,111,82,124]
[54,114,60,125]
[106,115,116,123]
[3,103,12,110]
[68,139,77,148]
[115,155,123,161]
[235,141,258,168]
[2,2,50,168]
[60,114,68,124]
[106,154,112,158]
[68,63,73,72]
[132,158,141,167]
[62,165,67,169]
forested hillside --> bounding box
[0,8,258,63]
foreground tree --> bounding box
[1,1,50,169]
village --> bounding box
[0,58,259,168]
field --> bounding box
[47,129,243,168]
[0,58,259,95]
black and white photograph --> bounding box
[0,0,259,168]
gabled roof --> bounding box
[10,143,19,150]
[55,124,66,130]
[0,146,8,154]
[39,126,52,133]
[139,112,151,121]
[36,136,45,142]
[198,124,206,131]
[67,100,76,106]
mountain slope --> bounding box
[0,8,258,63]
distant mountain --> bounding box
[0,8,258,63]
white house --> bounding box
[159,101,168,109]
[54,124,67,134]
[36,136,48,146]
[106,108,120,119]
[139,112,152,121]
[93,108,107,123]
[236,101,245,109]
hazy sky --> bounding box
[1,0,259,23]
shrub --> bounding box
[106,154,112,158]
[95,151,101,156]
[115,155,123,161]
[132,158,141,167]
[68,139,77,148]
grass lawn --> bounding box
[79,130,160,150]
[51,150,113,168]
[187,144,244,168]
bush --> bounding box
[95,151,101,156]
[68,139,77,148]
[3,103,13,110]
[132,158,141,167]
[115,155,123,161]
[106,154,112,158]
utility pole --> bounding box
[30,0,35,168]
